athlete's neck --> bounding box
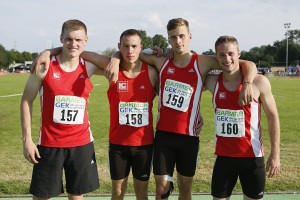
[57,53,80,72]
[173,52,192,67]
[222,69,242,91]
[121,60,142,78]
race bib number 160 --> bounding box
[215,108,245,137]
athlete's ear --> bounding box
[118,43,121,50]
[83,36,88,46]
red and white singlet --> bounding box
[39,56,94,147]
[213,74,264,157]
[107,63,156,146]
[156,53,203,136]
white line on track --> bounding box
[0,93,23,98]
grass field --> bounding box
[0,73,299,196]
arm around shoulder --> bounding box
[204,74,218,93]
[81,51,111,70]
[147,64,159,91]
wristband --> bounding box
[142,48,154,55]
[242,81,252,85]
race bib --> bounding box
[53,95,86,124]
[215,108,245,137]
[119,102,149,127]
[162,79,193,112]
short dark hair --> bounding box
[119,29,142,43]
[215,36,239,52]
[166,18,190,32]
[61,19,87,36]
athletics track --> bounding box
[1,192,300,200]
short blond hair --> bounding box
[215,36,239,52]
[61,19,87,36]
[166,18,190,32]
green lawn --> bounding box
[0,73,299,195]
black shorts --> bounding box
[153,130,199,177]
[30,142,100,198]
[109,143,153,181]
[211,156,266,199]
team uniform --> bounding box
[30,56,99,198]
[153,53,202,177]
[211,73,265,199]
[107,62,156,181]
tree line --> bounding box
[203,29,300,68]
[1,29,299,70]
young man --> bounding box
[204,36,280,200]
[108,18,257,200]
[85,29,159,200]
[108,29,158,200]
[31,29,159,200]
[20,19,104,200]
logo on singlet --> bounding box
[52,72,60,79]
[167,67,175,75]
[219,92,226,99]
[117,81,128,92]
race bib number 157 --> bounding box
[53,95,86,124]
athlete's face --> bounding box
[216,42,240,73]
[118,35,142,64]
[60,28,87,58]
[168,25,192,54]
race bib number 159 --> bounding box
[163,79,193,112]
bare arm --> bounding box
[201,55,257,106]
[31,47,62,74]
[85,61,104,77]
[204,74,218,94]
[104,51,121,82]
[21,68,46,164]
[139,47,166,72]
[81,51,111,70]
[238,60,257,106]
[256,75,280,178]
[147,65,159,95]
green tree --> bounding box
[8,49,24,64]
[202,49,215,55]
[152,34,168,52]
[102,47,117,56]
[22,51,32,61]
[31,52,39,60]
[138,30,153,49]
[0,44,9,68]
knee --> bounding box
[160,181,174,199]
[112,188,125,200]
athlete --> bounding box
[31,29,160,200]
[204,35,280,200]
[89,29,158,200]
[107,18,257,200]
[20,19,105,200]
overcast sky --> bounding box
[0,0,299,54]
